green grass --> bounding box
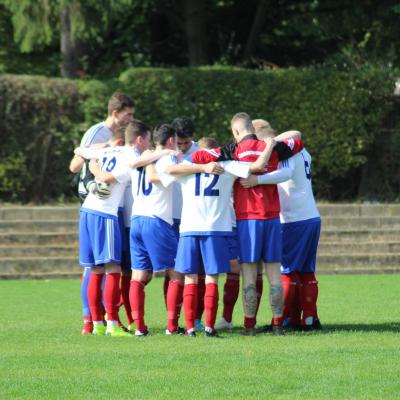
[1,275,399,399]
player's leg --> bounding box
[204,274,219,336]
[175,236,202,335]
[129,216,152,336]
[262,218,284,335]
[195,268,205,330]
[281,272,301,329]
[216,230,240,330]
[236,219,264,335]
[255,259,264,323]
[120,227,133,330]
[80,267,92,334]
[166,269,184,334]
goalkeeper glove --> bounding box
[86,180,111,200]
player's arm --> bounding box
[274,138,304,161]
[274,130,301,142]
[191,143,237,164]
[69,155,84,173]
[240,158,295,188]
[248,137,275,173]
[89,159,117,184]
[130,149,177,169]
[165,162,224,176]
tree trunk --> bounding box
[243,0,269,61]
[184,0,209,65]
[60,5,81,78]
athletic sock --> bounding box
[299,272,318,324]
[120,274,133,325]
[290,275,302,325]
[222,273,240,323]
[104,272,121,322]
[87,272,104,322]
[183,283,198,331]
[282,272,300,322]
[196,275,206,320]
[163,275,170,309]
[244,316,256,330]
[130,279,147,332]
[167,279,184,333]
[81,267,91,319]
[204,283,219,330]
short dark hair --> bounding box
[152,124,176,146]
[171,117,194,138]
[108,92,135,115]
[198,136,219,149]
[125,120,151,145]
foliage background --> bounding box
[0,66,398,202]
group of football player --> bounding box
[69,91,321,337]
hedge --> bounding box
[0,66,398,202]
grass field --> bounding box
[1,275,399,399]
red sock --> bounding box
[104,272,121,322]
[299,272,318,322]
[290,276,302,325]
[196,275,206,320]
[129,279,146,332]
[163,275,170,309]
[244,316,256,329]
[255,273,263,320]
[204,283,219,329]
[87,273,104,322]
[282,272,300,321]
[222,273,240,323]
[120,275,133,325]
[183,283,198,331]
[167,279,183,333]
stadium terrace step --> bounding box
[0,232,78,246]
[0,220,77,233]
[0,256,80,275]
[315,264,400,274]
[321,216,400,229]
[318,241,400,253]
[317,253,400,267]
[0,206,78,221]
[0,245,77,258]
[318,204,400,217]
[319,229,400,242]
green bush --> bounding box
[0,66,398,202]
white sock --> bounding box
[107,320,118,327]
[93,321,104,326]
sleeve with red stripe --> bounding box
[191,143,237,164]
[274,138,304,161]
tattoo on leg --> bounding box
[270,284,283,317]
[243,284,257,316]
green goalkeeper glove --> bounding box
[86,180,111,200]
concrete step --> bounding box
[319,229,400,242]
[0,232,78,246]
[0,220,77,233]
[317,253,400,266]
[0,206,78,221]
[0,257,80,275]
[321,216,400,229]
[318,204,400,217]
[315,264,400,274]
[318,241,400,253]
[0,245,77,257]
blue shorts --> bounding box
[175,236,231,275]
[121,227,131,270]
[79,209,121,267]
[172,218,181,241]
[227,228,239,260]
[281,217,321,274]
[237,218,282,263]
[130,216,177,272]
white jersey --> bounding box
[80,146,132,217]
[131,154,177,225]
[277,149,320,223]
[172,141,199,220]
[177,161,249,236]
[78,122,112,197]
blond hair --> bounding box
[252,119,276,139]
[198,136,219,149]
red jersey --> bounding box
[191,135,304,220]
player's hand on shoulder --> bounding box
[263,137,276,147]
[86,180,111,199]
[240,175,258,188]
[203,162,224,175]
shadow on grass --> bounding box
[318,322,399,334]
